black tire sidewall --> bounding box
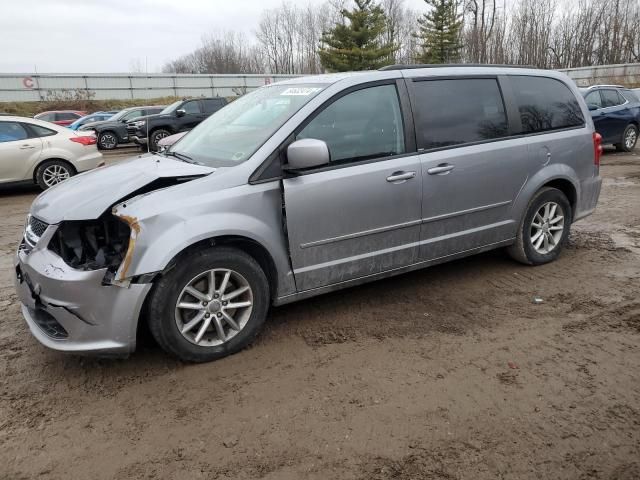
[521,188,572,265]
[98,131,117,150]
[35,160,74,190]
[147,247,270,362]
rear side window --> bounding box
[601,89,625,108]
[298,84,405,164]
[36,112,55,122]
[623,89,640,103]
[412,78,508,149]
[29,124,57,138]
[511,76,584,134]
[0,122,29,142]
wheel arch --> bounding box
[541,178,577,220]
[32,158,76,183]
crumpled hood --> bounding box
[31,155,215,224]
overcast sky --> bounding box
[1,0,429,73]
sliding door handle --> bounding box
[427,164,455,175]
[386,171,416,183]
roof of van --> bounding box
[277,65,568,86]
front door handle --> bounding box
[386,171,416,183]
[427,164,455,175]
[19,145,36,150]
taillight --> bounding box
[593,132,603,167]
[70,136,97,146]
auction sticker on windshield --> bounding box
[281,87,322,96]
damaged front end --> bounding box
[47,213,133,285]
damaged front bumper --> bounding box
[14,224,151,356]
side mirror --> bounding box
[587,103,599,111]
[176,109,186,117]
[285,139,330,171]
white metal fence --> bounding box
[0,73,300,102]
[1,64,638,102]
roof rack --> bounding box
[583,84,625,89]
[379,63,536,71]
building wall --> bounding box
[0,73,300,102]
[558,63,640,87]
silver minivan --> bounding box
[15,66,603,362]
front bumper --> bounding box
[14,225,151,356]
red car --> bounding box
[34,110,87,127]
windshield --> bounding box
[161,101,183,115]
[109,109,133,121]
[170,84,325,167]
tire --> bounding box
[35,160,76,190]
[149,129,171,152]
[615,124,638,152]
[507,187,572,266]
[147,246,270,362]
[97,131,118,150]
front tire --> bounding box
[507,187,572,265]
[149,129,171,152]
[147,247,270,362]
[35,160,75,190]
[615,124,638,152]
[97,131,118,150]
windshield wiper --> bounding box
[162,150,196,164]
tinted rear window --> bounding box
[412,78,508,149]
[56,112,80,121]
[511,76,584,134]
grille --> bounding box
[29,307,68,339]
[29,216,49,238]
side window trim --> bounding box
[601,89,628,109]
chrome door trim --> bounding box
[299,219,423,249]
[421,200,512,224]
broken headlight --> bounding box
[48,214,131,273]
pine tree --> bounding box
[319,0,397,72]
[415,0,463,64]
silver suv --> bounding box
[15,66,603,362]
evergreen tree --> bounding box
[319,0,397,72]
[415,0,463,64]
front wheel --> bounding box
[507,187,572,265]
[615,124,638,152]
[98,131,118,150]
[147,247,270,362]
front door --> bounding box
[283,83,422,292]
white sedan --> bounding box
[0,116,103,190]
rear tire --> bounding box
[97,131,118,150]
[615,124,638,152]
[147,246,270,363]
[507,187,572,266]
[149,129,171,152]
[35,160,75,190]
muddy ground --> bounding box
[1,149,639,480]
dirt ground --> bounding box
[1,148,639,480]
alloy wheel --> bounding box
[530,201,564,255]
[625,128,637,150]
[100,133,117,149]
[42,164,70,187]
[175,268,253,346]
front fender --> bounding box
[113,181,296,298]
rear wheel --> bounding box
[98,131,118,150]
[149,129,171,152]
[147,246,270,362]
[615,124,638,152]
[35,160,75,190]
[507,187,572,265]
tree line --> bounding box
[162,0,640,74]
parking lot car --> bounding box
[126,97,227,151]
[15,66,602,362]
[34,110,86,127]
[67,112,115,131]
[580,85,640,152]
[79,106,165,150]
[0,116,102,190]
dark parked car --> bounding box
[126,97,227,151]
[580,85,639,152]
[79,106,165,150]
